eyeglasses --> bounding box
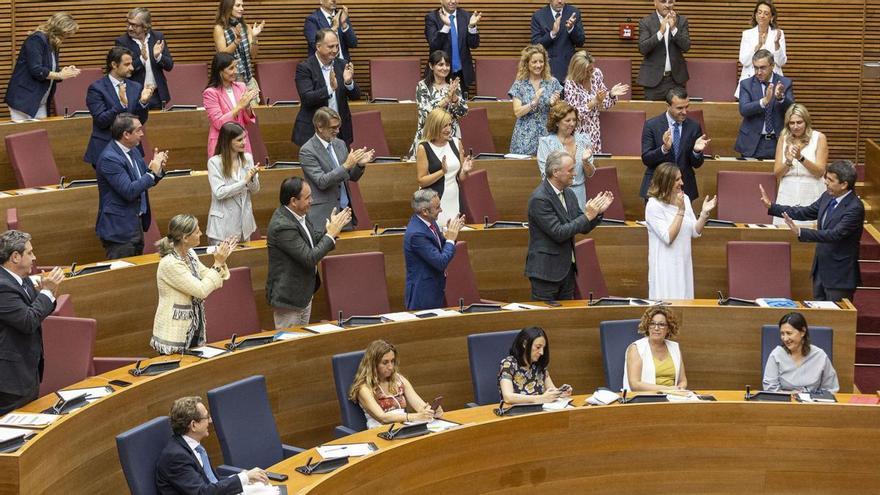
[195,415,212,422]
[648,322,668,328]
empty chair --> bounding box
[761,324,833,372]
[116,416,172,495]
[686,59,738,102]
[445,241,485,307]
[39,316,97,396]
[599,110,645,156]
[331,350,367,436]
[599,319,642,391]
[459,107,496,155]
[351,111,391,156]
[727,241,791,299]
[585,166,625,221]
[5,129,61,188]
[854,288,880,333]
[573,239,609,300]
[474,57,519,99]
[716,171,777,223]
[204,266,260,342]
[593,57,632,100]
[5,208,18,230]
[142,217,161,255]
[460,169,498,223]
[244,120,270,166]
[255,59,300,104]
[466,330,519,406]
[207,375,303,474]
[321,252,390,316]
[346,181,373,232]
[164,62,208,107]
[686,108,712,156]
[52,67,103,115]
[369,58,421,101]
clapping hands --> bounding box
[585,191,614,220]
[326,207,353,237]
[694,134,711,153]
[700,195,717,217]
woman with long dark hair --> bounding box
[202,52,258,158]
[207,122,261,244]
[408,50,468,160]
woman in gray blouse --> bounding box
[762,312,839,392]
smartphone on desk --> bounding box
[558,384,572,393]
[266,471,288,482]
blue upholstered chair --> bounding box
[599,319,642,391]
[332,350,367,437]
[761,325,833,373]
[207,375,303,475]
[466,330,519,407]
[115,416,171,495]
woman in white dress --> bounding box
[735,1,787,99]
[645,163,716,300]
[415,108,473,227]
[773,104,827,226]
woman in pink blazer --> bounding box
[202,52,259,158]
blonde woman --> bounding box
[772,104,827,226]
[151,214,233,354]
[508,44,562,155]
[562,50,628,153]
[5,13,81,121]
[416,108,473,226]
[349,340,441,428]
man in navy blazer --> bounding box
[0,231,63,416]
[763,160,864,301]
[115,8,174,109]
[425,0,482,89]
[530,0,585,84]
[304,0,358,61]
[84,46,154,167]
[156,396,268,495]
[293,29,361,147]
[403,189,465,311]
[640,87,709,201]
[95,113,167,260]
[735,49,794,159]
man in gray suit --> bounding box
[525,150,613,301]
[266,176,351,328]
[299,107,373,231]
[637,0,690,101]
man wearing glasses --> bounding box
[637,0,691,101]
[115,7,174,109]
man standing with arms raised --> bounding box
[425,0,483,92]
[531,0,585,84]
[637,0,690,101]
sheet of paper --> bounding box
[0,426,30,443]
[109,260,136,270]
[273,331,309,341]
[542,398,573,411]
[502,303,547,311]
[191,346,228,358]
[242,482,281,495]
[0,413,59,428]
[802,301,840,309]
[746,223,777,228]
[57,386,113,401]
[317,442,376,459]
[425,418,460,433]
[381,312,419,322]
[503,153,531,160]
[415,309,459,318]
[305,323,345,334]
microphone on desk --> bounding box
[589,291,594,306]
[338,310,344,327]
[372,224,379,236]
[160,100,167,112]
[484,215,489,229]
[459,297,465,312]
[745,385,751,401]
[620,388,627,404]
[63,106,69,118]
[496,399,507,416]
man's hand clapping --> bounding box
[585,191,614,220]
[326,207,353,238]
[148,149,168,175]
[445,214,466,241]
[38,267,65,294]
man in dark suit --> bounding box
[530,0,585,84]
[735,49,794,159]
[403,189,465,311]
[95,113,168,260]
[84,46,154,167]
[637,0,691,101]
[156,396,268,494]
[266,177,351,328]
[299,107,373,231]
[425,0,482,90]
[640,87,709,201]
[115,7,174,109]
[0,231,63,415]
[304,0,358,61]
[762,160,864,301]
[525,150,613,301]
[293,29,361,147]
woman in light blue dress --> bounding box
[508,44,562,155]
[536,101,595,208]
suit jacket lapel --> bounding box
[0,269,30,302]
[543,181,569,220]
[112,143,138,181]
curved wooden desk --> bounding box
[0,302,857,494]
[272,393,880,494]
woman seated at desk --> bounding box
[350,340,442,428]
[624,307,688,391]
[763,312,839,393]
[150,214,234,354]
[499,326,571,404]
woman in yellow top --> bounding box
[623,306,688,391]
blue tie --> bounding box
[822,199,838,229]
[672,122,681,162]
[449,14,462,73]
[194,445,219,484]
[126,150,148,216]
[763,81,774,134]
[327,143,350,209]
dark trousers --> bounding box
[0,387,38,416]
[530,264,577,301]
[643,74,684,101]
[145,92,163,110]
[751,136,778,160]
[812,276,855,303]
[101,230,145,260]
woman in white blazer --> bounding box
[735,1,787,99]
[624,306,688,391]
[207,122,261,244]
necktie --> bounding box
[449,14,462,73]
[21,280,32,302]
[326,143,350,209]
[428,223,442,247]
[118,81,128,106]
[194,445,219,484]
[126,150,148,215]
[138,40,148,62]
[763,81,774,134]
[822,199,838,229]
[672,122,681,162]
[555,11,562,21]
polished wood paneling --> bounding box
[863,139,880,226]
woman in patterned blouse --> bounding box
[498,327,571,404]
[408,50,468,160]
[508,45,562,156]
[562,50,629,153]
